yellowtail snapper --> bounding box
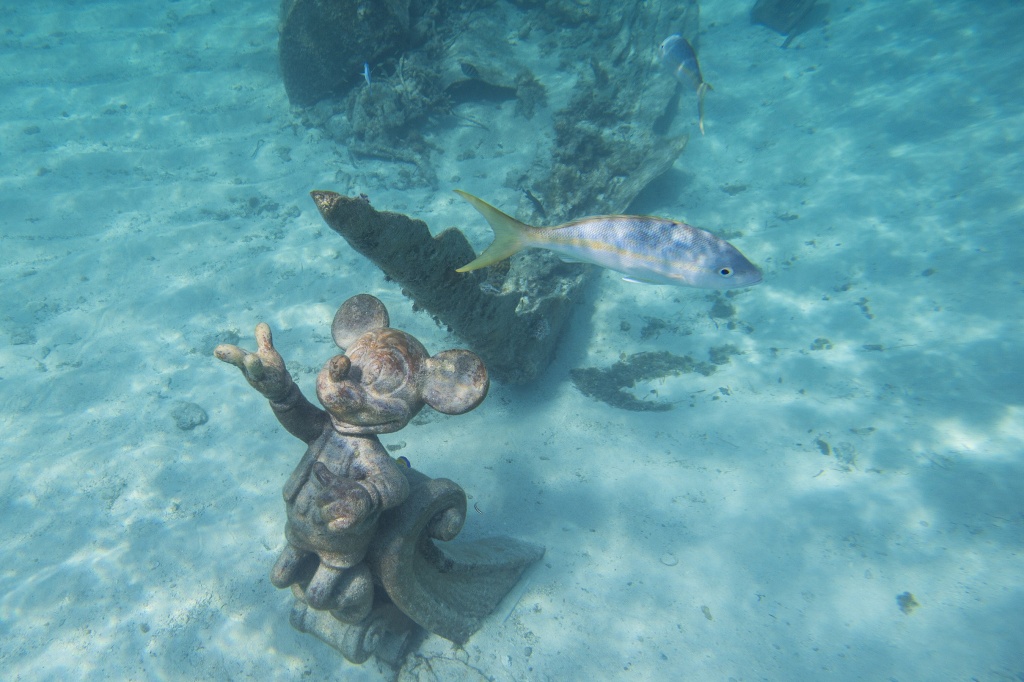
[659,34,713,135]
[454,191,762,290]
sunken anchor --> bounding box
[215,294,544,665]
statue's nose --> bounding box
[328,355,351,381]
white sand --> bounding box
[1,0,1021,679]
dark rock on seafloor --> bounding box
[520,4,698,224]
[171,401,208,430]
[278,0,419,107]
[282,0,699,216]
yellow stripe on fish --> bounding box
[454,191,762,290]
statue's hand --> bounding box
[314,462,373,532]
[215,323,293,402]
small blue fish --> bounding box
[454,191,761,290]
[396,455,410,468]
[362,62,371,86]
[658,34,713,135]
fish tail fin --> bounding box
[454,190,531,272]
[696,82,711,135]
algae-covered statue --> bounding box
[215,294,543,664]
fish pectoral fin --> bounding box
[558,256,584,264]
[454,190,532,272]
[622,276,661,284]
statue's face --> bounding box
[316,329,429,435]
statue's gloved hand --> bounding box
[313,462,373,532]
[214,322,294,402]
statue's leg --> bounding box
[305,562,344,609]
[330,562,374,624]
[270,543,315,589]
[303,560,375,621]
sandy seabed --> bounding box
[1,0,1022,680]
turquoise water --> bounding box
[1,0,1021,679]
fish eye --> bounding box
[719,267,733,277]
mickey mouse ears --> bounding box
[423,350,489,415]
[332,294,390,348]
[330,293,489,415]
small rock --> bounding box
[896,591,919,614]
[171,401,208,431]
[10,326,37,345]
[660,552,678,566]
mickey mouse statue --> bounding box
[215,294,542,664]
